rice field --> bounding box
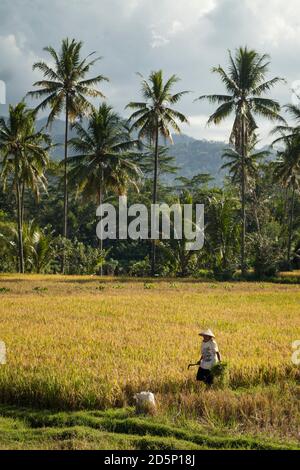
[0,274,299,448]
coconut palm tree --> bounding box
[29,224,55,274]
[126,70,189,275]
[222,142,267,186]
[162,192,201,277]
[272,104,300,143]
[222,138,270,233]
[273,136,300,264]
[68,103,140,202]
[0,220,54,273]
[206,194,241,277]
[175,174,214,193]
[0,102,50,273]
[27,38,108,259]
[133,144,179,179]
[68,103,141,272]
[197,46,284,275]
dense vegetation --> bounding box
[1,41,300,279]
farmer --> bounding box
[196,329,221,385]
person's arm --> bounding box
[197,355,202,365]
[216,351,221,362]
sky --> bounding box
[0,0,300,144]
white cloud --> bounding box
[1,0,300,144]
[0,34,39,104]
[150,30,170,48]
[243,0,300,47]
[148,0,216,48]
[169,20,184,35]
[181,114,231,142]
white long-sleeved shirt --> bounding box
[200,339,219,370]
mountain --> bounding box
[39,118,228,185]
[167,134,227,185]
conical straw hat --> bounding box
[199,329,215,338]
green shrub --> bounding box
[251,234,280,278]
[129,257,151,277]
[103,259,119,275]
[52,237,106,275]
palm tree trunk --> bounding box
[16,180,25,273]
[282,187,289,249]
[151,121,159,277]
[282,187,288,225]
[20,182,25,227]
[98,172,103,276]
[62,94,69,273]
[241,115,246,277]
[287,183,296,266]
[252,192,261,235]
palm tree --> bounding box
[273,136,300,264]
[197,46,284,275]
[0,220,54,273]
[162,192,200,277]
[222,139,269,233]
[68,103,141,271]
[206,194,240,277]
[134,144,179,179]
[27,38,108,260]
[222,139,268,187]
[126,70,189,275]
[26,223,54,274]
[272,104,300,143]
[175,174,214,193]
[0,102,50,273]
[68,103,140,202]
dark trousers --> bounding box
[196,367,213,385]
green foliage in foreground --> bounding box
[0,405,298,450]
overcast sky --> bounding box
[1,0,300,144]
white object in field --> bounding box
[134,391,156,412]
[0,341,6,365]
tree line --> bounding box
[0,39,299,278]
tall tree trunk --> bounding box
[282,186,289,250]
[151,121,159,277]
[241,115,246,277]
[252,191,261,235]
[20,182,25,228]
[62,95,69,273]
[287,183,296,266]
[282,187,288,225]
[98,168,103,276]
[16,180,25,273]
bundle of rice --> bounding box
[134,391,156,415]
